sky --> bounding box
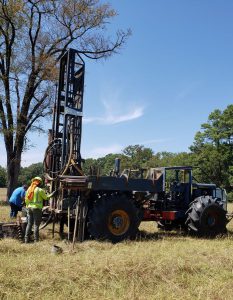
[1,0,233,167]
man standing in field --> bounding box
[24,177,55,243]
[9,185,27,218]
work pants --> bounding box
[25,208,42,242]
[9,203,22,218]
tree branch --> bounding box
[25,109,51,134]
[28,0,42,72]
[0,96,7,131]
[27,92,48,121]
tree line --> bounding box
[84,105,233,195]
[0,104,232,199]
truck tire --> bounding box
[88,194,140,243]
[186,196,227,237]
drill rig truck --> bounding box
[43,48,228,243]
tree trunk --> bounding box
[6,151,22,201]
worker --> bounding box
[9,185,27,218]
[24,177,56,243]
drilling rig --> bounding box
[43,48,228,243]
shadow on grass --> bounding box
[225,229,233,238]
[40,225,233,243]
[26,215,233,243]
[136,229,188,241]
[136,228,233,242]
[0,200,9,206]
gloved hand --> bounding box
[48,190,58,198]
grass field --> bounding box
[0,188,7,201]
[1,188,233,299]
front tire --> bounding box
[186,196,227,237]
[88,194,140,243]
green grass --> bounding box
[1,189,233,299]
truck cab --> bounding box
[149,166,228,235]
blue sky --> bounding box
[1,0,233,166]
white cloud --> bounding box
[83,86,145,125]
[107,107,144,124]
[83,106,144,125]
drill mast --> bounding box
[45,49,85,178]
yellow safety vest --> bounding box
[25,187,48,209]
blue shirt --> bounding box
[9,187,26,207]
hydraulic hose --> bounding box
[43,138,61,177]
[60,121,74,176]
[40,211,54,230]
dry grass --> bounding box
[0,188,10,223]
[0,187,7,201]
[1,235,233,300]
[1,188,233,299]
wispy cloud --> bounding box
[176,81,201,100]
[84,106,144,125]
[83,87,145,125]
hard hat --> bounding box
[32,176,43,182]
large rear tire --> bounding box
[186,196,227,237]
[88,194,140,243]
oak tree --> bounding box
[190,105,233,190]
[0,0,130,198]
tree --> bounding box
[190,105,233,190]
[122,145,153,169]
[0,165,6,187]
[147,151,193,168]
[0,0,130,198]
[97,153,121,175]
[18,162,43,186]
[82,147,194,178]
[82,158,97,175]
[83,154,123,176]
